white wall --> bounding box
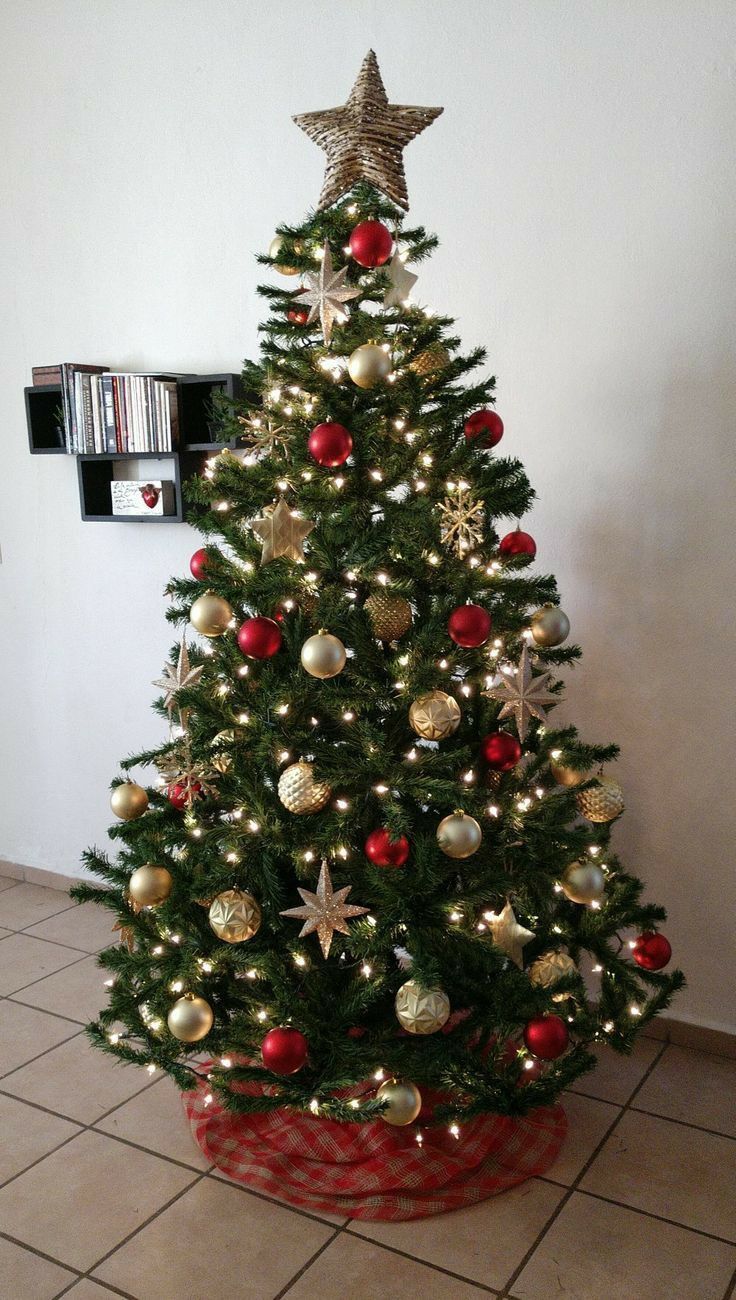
[1,1,734,1033]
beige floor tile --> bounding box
[510,1190,736,1300]
[581,1109,736,1240]
[25,900,118,953]
[1,1030,154,1123]
[568,1036,661,1104]
[0,875,21,891]
[0,1092,81,1184]
[291,1232,493,1299]
[59,1280,127,1298]
[0,928,11,938]
[14,953,107,1024]
[353,1178,564,1292]
[0,999,81,1076]
[633,1044,736,1138]
[96,1076,211,1170]
[0,933,86,995]
[547,1092,621,1184]
[0,881,77,929]
[0,1235,76,1298]
[0,1129,196,1272]
[95,1175,334,1299]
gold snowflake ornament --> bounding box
[237,412,293,460]
[280,860,369,958]
[438,485,485,556]
[484,644,556,742]
[299,241,360,345]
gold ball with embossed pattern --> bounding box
[395,979,451,1035]
[529,950,578,1001]
[167,994,214,1042]
[364,592,413,642]
[575,776,624,823]
[376,1079,422,1126]
[208,889,262,943]
[278,761,332,815]
[409,690,461,741]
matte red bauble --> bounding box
[237,616,283,659]
[632,932,672,971]
[365,828,410,868]
[448,603,492,648]
[349,220,393,267]
[190,549,209,581]
[499,529,537,558]
[167,781,202,810]
[464,409,504,447]
[261,1026,309,1075]
[481,731,522,771]
[287,300,310,325]
[523,1015,569,1060]
[308,422,353,467]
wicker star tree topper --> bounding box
[280,860,369,958]
[484,644,556,741]
[300,240,360,344]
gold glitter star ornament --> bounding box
[280,860,369,958]
[251,497,314,565]
[299,241,360,344]
[152,637,204,715]
[484,644,556,742]
[485,901,535,969]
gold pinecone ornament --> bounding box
[409,690,461,740]
[409,342,450,377]
[364,591,413,642]
[575,776,624,823]
[208,889,262,943]
[278,761,332,815]
[395,979,451,1034]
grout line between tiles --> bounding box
[54,1277,139,1300]
[0,1027,85,1082]
[205,1167,353,1230]
[271,1225,347,1300]
[1,947,96,1000]
[340,1227,501,1295]
[721,1261,736,1300]
[627,1103,736,1143]
[534,1176,736,1247]
[5,994,96,1027]
[0,1227,82,1282]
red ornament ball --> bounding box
[448,603,492,648]
[349,220,393,268]
[237,616,283,660]
[287,299,310,325]
[261,1026,309,1075]
[308,422,353,467]
[481,731,522,771]
[499,529,537,559]
[189,549,209,581]
[365,828,410,868]
[632,932,672,971]
[464,409,504,448]
[523,1015,569,1060]
[167,781,202,811]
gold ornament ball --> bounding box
[530,604,570,647]
[110,782,149,821]
[395,979,451,1035]
[364,591,413,641]
[575,777,625,823]
[268,234,299,276]
[436,810,482,859]
[529,949,578,1001]
[190,591,234,638]
[550,759,588,787]
[409,342,450,378]
[561,861,607,904]
[128,864,173,908]
[348,343,393,389]
[208,888,262,943]
[409,690,461,741]
[300,631,347,680]
[376,1079,422,1127]
[167,994,214,1043]
[278,761,332,815]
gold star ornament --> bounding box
[300,241,360,344]
[293,49,443,211]
[484,644,556,742]
[251,497,314,565]
[484,901,535,969]
[280,860,369,958]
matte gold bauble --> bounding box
[189,591,234,638]
[128,864,173,908]
[167,993,214,1042]
[530,604,570,647]
[376,1078,422,1127]
[268,234,299,276]
[110,782,149,821]
[278,761,332,815]
[550,759,588,787]
[364,592,412,642]
[395,979,451,1035]
[575,777,624,823]
[561,861,606,904]
[409,342,450,378]
[300,631,347,680]
[409,690,461,741]
[208,888,262,943]
[436,810,482,859]
[348,343,392,389]
[529,949,578,1001]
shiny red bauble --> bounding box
[464,409,504,448]
[364,828,410,868]
[287,299,310,325]
[481,731,522,771]
[308,422,353,467]
[261,1026,309,1075]
[499,529,537,559]
[167,781,202,810]
[448,603,492,648]
[189,548,209,581]
[237,616,283,659]
[632,932,672,971]
[348,220,393,268]
[523,1015,569,1060]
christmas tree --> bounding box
[75,52,682,1147]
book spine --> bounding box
[164,382,179,451]
[82,374,95,453]
[100,376,116,453]
[90,376,102,453]
[112,377,123,452]
[32,366,62,386]
[60,364,72,452]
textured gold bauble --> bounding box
[395,979,451,1035]
[208,888,262,943]
[128,864,173,908]
[189,591,234,638]
[376,1079,422,1127]
[348,343,393,389]
[529,949,578,1001]
[268,235,299,276]
[436,810,482,859]
[278,761,332,815]
[110,782,149,821]
[575,777,624,823]
[409,342,450,378]
[530,604,570,647]
[300,631,347,680]
[561,861,606,904]
[364,592,413,641]
[550,760,588,787]
[409,690,461,741]
[167,994,214,1042]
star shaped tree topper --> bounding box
[293,49,443,211]
[251,497,315,565]
[484,644,557,741]
[280,860,369,958]
[152,637,204,715]
[484,901,535,969]
[299,241,360,344]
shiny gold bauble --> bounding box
[300,631,347,680]
[529,949,578,1001]
[376,1079,422,1127]
[278,761,332,815]
[436,810,482,859]
[575,777,624,823]
[348,343,392,389]
[208,888,262,943]
[561,861,607,904]
[530,604,570,647]
[409,342,450,378]
[550,759,588,787]
[167,993,214,1042]
[110,782,149,821]
[268,234,299,276]
[409,690,461,741]
[395,979,451,1035]
[128,864,173,908]
[189,591,234,637]
[364,592,413,642]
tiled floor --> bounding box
[0,879,734,1300]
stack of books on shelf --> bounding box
[33,363,181,454]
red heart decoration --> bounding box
[141,484,160,509]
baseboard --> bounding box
[0,858,88,893]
